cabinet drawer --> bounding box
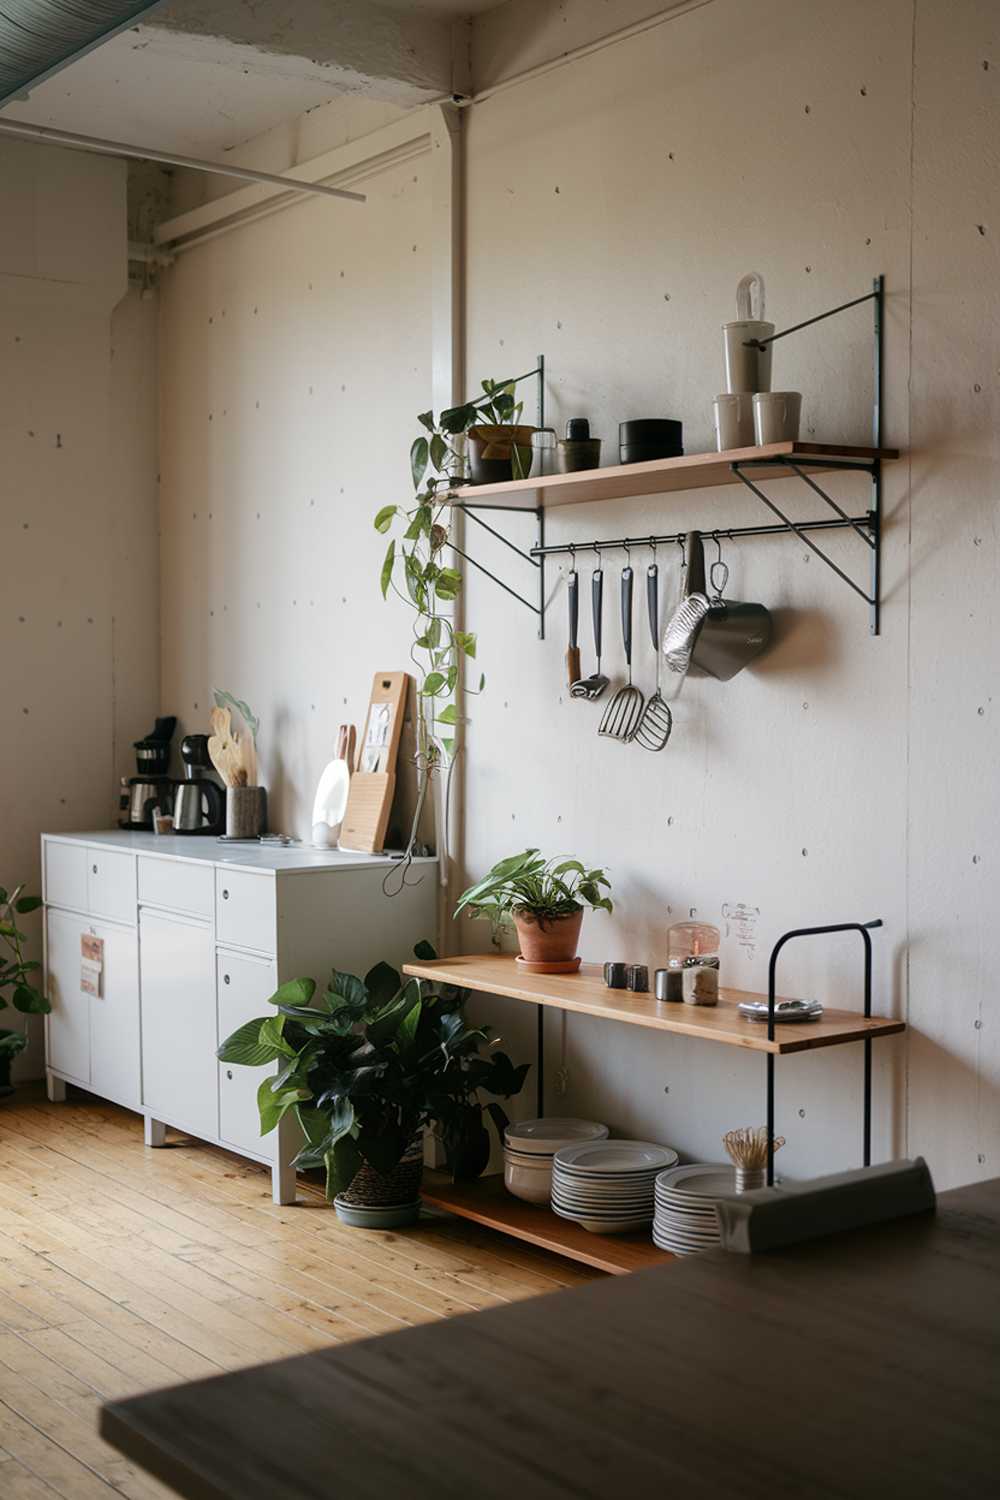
[44,841,88,913]
[217,950,278,1160]
[87,848,136,925]
[138,856,214,919]
[215,870,276,954]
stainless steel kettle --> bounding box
[173,735,226,835]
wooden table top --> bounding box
[100,1179,1000,1500]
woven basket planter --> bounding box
[338,1135,424,1209]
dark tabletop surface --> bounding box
[100,1178,1000,1500]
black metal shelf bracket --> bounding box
[765,918,884,1185]
[451,355,547,639]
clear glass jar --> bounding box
[667,921,720,1007]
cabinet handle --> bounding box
[92,864,98,875]
[226,1070,233,1081]
[223,974,230,985]
[222,889,230,900]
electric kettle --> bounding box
[173,735,225,835]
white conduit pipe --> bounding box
[0,116,366,203]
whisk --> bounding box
[598,549,645,741]
[723,1126,785,1193]
[632,547,673,752]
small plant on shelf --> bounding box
[0,884,48,1098]
[216,941,529,1213]
[455,850,613,972]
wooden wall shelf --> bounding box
[402,956,905,1056]
[420,1171,672,1275]
[449,442,899,511]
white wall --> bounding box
[158,131,433,837]
[153,0,999,1190]
[456,0,999,1188]
[0,143,160,1077]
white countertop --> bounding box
[43,829,438,877]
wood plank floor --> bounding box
[0,1086,601,1498]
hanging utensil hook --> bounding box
[709,532,730,602]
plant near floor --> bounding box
[455,850,614,926]
[0,885,48,1086]
[216,941,529,1197]
[373,375,532,771]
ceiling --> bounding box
[0,0,509,156]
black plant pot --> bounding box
[0,1053,15,1100]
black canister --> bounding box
[626,964,649,993]
[604,961,628,990]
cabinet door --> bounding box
[87,849,137,926]
[217,950,278,1161]
[89,921,140,1111]
[140,909,218,1140]
[45,908,91,1084]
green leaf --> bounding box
[413,939,437,961]
[429,433,448,471]
[257,1076,309,1135]
[453,630,477,658]
[329,970,368,1009]
[441,737,455,758]
[12,983,48,1015]
[421,672,446,696]
[398,998,422,1049]
[325,1135,363,1199]
[364,961,401,1012]
[374,504,397,533]
[14,896,42,915]
[437,704,457,725]
[410,436,429,490]
[217,1017,287,1067]
[268,977,316,1009]
[259,1015,295,1058]
[380,539,395,598]
[416,409,435,432]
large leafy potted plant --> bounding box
[0,884,48,1098]
[455,850,613,973]
[217,942,528,1224]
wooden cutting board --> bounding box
[339,672,409,853]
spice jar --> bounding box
[667,921,720,1007]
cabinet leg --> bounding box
[144,1116,168,1148]
[272,1153,297,1206]
[46,1071,67,1103]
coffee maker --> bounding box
[173,735,226,835]
[119,717,176,830]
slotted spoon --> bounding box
[599,558,644,741]
[633,556,673,752]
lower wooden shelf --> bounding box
[420,1170,672,1275]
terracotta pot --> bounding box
[513,908,583,966]
[468,424,537,485]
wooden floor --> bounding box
[0,1087,601,1499]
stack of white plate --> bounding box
[503,1118,609,1204]
[653,1163,737,1255]
[551,1141,679,1234]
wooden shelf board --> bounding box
[402,956,905,1056]
[448,441,899,510]
[420,1170,671,1275]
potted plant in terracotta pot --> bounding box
[217,941,529,1223]
[455,850,613,973]
[0,883,48,1099]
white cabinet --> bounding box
[44,906,140,1109]
[45,908,92,1085]
[140,909,218,1142]
[43,832,437,1205]
[217,949,279,1159]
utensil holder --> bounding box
[734,1165,766,1194]
[225,785,267,839]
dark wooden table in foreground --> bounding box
[101,1179,1000,1500]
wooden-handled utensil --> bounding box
[566,565,581,689]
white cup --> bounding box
[722,319,774,393]
[713,393,755,452]
[752,391,802,445]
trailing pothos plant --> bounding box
[216,941,529,1197]
[373,376,530,768]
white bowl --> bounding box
[504,1154,553,1204]
[505,1118,610,1157]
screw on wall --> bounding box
[798,1108,806,1118]
[978,1153,986,1164]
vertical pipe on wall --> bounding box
[430,103,465,956]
